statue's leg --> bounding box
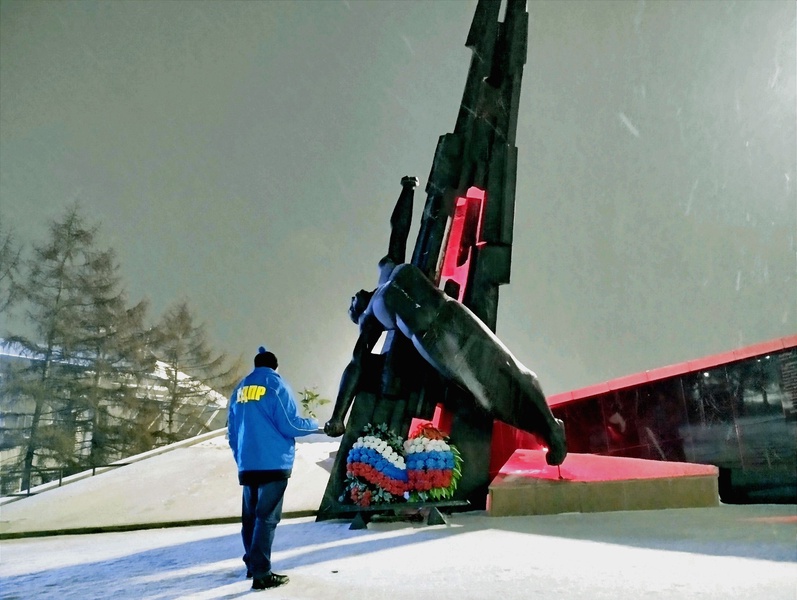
[416,301,567,465]
[510,370,567,465]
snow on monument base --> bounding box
[488,449,719,517]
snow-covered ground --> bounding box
[0,432,336,537]
[2,431,795,599]
[1,505,795,600]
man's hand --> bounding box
[324,419,345,437]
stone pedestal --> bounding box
[488,450,719,517]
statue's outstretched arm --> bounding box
[378,177,418,285]
[324,317,384,437]
[386,176,418,265]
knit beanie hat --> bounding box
[254,346,278,369]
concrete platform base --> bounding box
[488,450,719,517]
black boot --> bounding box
[252,572,289,590]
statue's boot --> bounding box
[545,418,567,466]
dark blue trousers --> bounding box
[241,479,288,578]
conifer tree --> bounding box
[71,250,155,465]
[149,301,243,445]
[3,205,153,489]
[0,215,21,315]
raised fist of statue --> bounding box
[324,419,345,437]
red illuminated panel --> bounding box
[489,336,797,474]
[428,188,487,434]
[552,335,797,408]
[547,390,574,408]
[645,362,691,383]
[570,381,610,400]
[688,352,738,373]
[607,371,649,391]
[489,420,543,477]
[497,448,718,482]
[409,404,453,438]
[732,338,788,361]
[781,334,797,348]
[439,187,486,302]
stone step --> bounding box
[488,450,719,517]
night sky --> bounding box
[1,0,794,401]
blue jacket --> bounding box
[228,367,318,477]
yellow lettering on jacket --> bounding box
[237,385,266,404]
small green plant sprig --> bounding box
[299,387,331,418]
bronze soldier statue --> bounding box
[324,194,566,467]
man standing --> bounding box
[228,346,319,591]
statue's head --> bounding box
[348,289,374,323]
